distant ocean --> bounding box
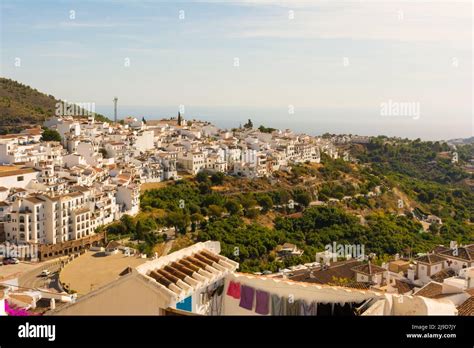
[95,105,473,141]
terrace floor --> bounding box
[60,251,146,295]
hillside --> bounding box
[0,77,110,134]
[116,139,474,272]
[447,137,474,146]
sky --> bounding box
[0,0,472,140]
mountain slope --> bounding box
[0,77,110,134]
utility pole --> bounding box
[113,97,118,123]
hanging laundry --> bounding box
[255,290,270,315]
[317,302,332,316]
[226,281,241,299]
[210,285,225,316]
[239,285,255,310]
[300,300,317,316]
[216,284,225,296]
[207,285,217,298]
[199,292,207,305]
[286,299,301,316]
[333,303,353,316]
[346,303,358,316]
[271,294,286,316]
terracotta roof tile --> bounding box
[430,268,456,283]
[290,260,362,284]
[415,254,446,264]
[414,282,449,299]
[394,279,416,294]
[438,247,474,262]
[351,262,386,276]
[457,297,474,316]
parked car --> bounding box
[40,270,51,277]
[3,257,19,265]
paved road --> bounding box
[0,261,37,280]
[18,258,65,292]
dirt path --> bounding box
[162,240,174,257]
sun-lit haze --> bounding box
[1,0,472,140]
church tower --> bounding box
[177,111,185,126]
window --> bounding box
[17,176,24,182]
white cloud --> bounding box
[39,52,87,59]
[229,2,471,48]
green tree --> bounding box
[258,125,276,133]
[208,204,225,218]
[244,119,253,129]
[135,220,145,241]
[166,211,189,234]
[191,213,205,225]
[241,195,257,210]
[120,215,135,233]
[225,199,242,215]
[245,208,259,218]
[294,192,311,207]
[196,172,209,183]
[41,128,61,142]
[210,172,225,185]
[198,182,212,195]
[257,195,274,213]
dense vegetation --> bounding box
[355,138,473,225]
[0,78,110,134]
[357,137,471,184]
[107,140,473,271]
[40,128,61,142]
[99,213,166,256]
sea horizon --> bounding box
[94,104,473,142]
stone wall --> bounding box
[38,232,106,261]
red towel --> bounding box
[226,281,241,299]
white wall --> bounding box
[135,131,155,151]
[0,171,38,190]
[222,273,381,315]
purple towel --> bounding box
[239,285,255,310]
[255,290,270,315]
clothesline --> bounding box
[228,280,377,302]
[226,280,369,316]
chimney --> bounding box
[113,97,118,123]
[468,269,474,289]
[407,268,415,282]
[50,298,56,310]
